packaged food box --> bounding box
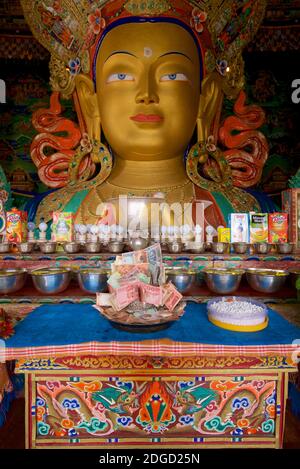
[249,212,268,243]
[268,213,288,243]
[52,212,74,242]
[6,208,27,243]
[282,189,300,252]
[229,213,249,243]
[217,227,230,243]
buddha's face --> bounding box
[96,22,201,161]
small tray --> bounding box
[94,302,186,332]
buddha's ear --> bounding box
[197,72,223,142]
[74,74,100,141]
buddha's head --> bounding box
[21,0,267,190]
[75,17,220,163]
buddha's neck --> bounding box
[108,155,188,190]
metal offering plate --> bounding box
[94,301,186,333]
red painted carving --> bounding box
[219,90,268,188]
[30,92,94,188]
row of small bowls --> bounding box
[0,267,110,295]
[0,265,298,296]
[0,240,295,255]
[165,267,294,294]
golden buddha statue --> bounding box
[21,0,269,229]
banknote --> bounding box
[96,292,113,307]
[113,282,140,311]
[162,282,183,311]
[139,283,163,307]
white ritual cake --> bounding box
[207,297,268,332]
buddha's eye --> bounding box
[160,73,188,82]
[106,73,134,83]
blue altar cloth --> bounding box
[4,302,300,348]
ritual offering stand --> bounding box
[2,300,299,449]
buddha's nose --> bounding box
[135,75,159,105]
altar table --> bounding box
[2,302,300,449]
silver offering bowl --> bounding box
[167,240,184,254]
[253,243,272,255]
[232,242,249,254]
[165,268,196,294]
[31,267,72,295]
[128,237,149,251]
[0,243,11,253]
[0,268,27,294]
[63,242,81,254]
[77,268,109,294]
[204,268,244,294]
[246,268,288,293]
[39,242,57,254]
[84,242,102,253]
[187,241,206,254]
[18,242,35,254]
[276,243,294,254]
[211,242,229,254]
[107,240,125,254]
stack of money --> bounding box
[96,243,182,313]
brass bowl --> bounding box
[0,268,27,294]
[77,268,110,293]
[18,242,35,253]
[31,267,71,294]
[204,268,245,294]
[187,241,206,254]
[276,243,294,254]
[84,242,102,253]
[165,268,196,293]
[167,240,184,254]
[107,240,125,254]
[39,242,57,254]
[246,268,288,293]
[128,237,149,251]
[253,243,272,255]
[232,242,249,254]
[63,242,81,254]
[211,242,229,254]
[0,243,11,253]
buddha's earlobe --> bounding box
[74,74,101,141]
[197,73,223,142]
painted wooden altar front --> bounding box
[14,340,297,449]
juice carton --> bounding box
[52,212,74,242]
[229,213,249,243]
[268,213,288,243]
[218,227,231,243]
[6,208,27,243]
[249,212,268,243]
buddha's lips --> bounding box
[130,114,163,122]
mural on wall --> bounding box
[0,65,77,209]
[221,52,300,208]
